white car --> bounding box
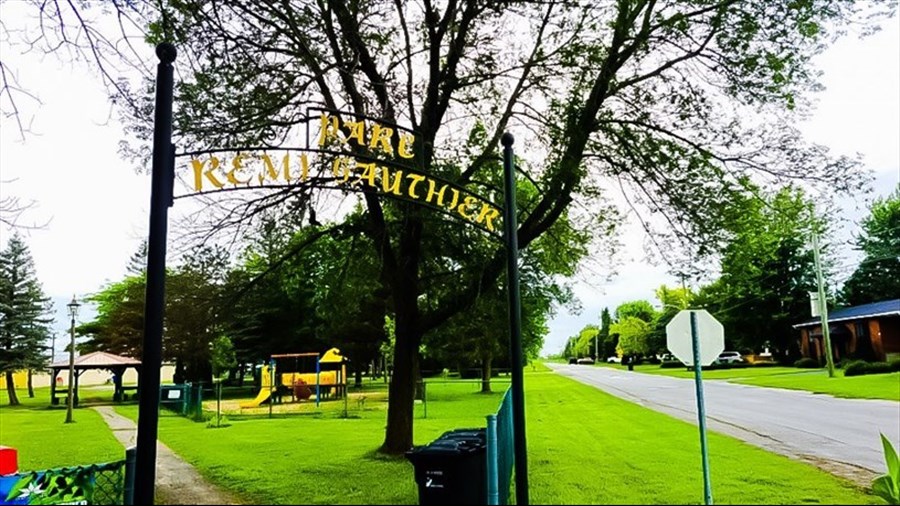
[716,351,744,364]
[606,356,621,364]
[576,357,595,365]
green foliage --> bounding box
[891,359,900,373]
[794,357,820,369]
[840,185,900,306]
[614,300,657,323]
[695,185,820,358]
[210,335,237,378]
[844,361,893,377]
[873,433,900,505]
[0,234,54,405]
[612,317,652,357]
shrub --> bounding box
[794,358,820,369]
[844,360,869,377]
[890,359,900,373]
[750,361,778,367]
[844,361,893,377]
[660,360,685,369]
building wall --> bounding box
[2,365,176,389]
[881,317,900,360]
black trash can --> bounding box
[406,429,487,505]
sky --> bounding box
[0,10,898,360]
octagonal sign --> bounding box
[665,310,724,366]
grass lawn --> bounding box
[114,364,876,504]
[0,385,125,470]
[732,371,900,401]
[595,363,899,401]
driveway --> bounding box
[546,363,900,483]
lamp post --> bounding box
[65,295,80,424]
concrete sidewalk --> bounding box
[93,406,240,505]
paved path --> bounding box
[547,363,900,485]
[93,406,240,505]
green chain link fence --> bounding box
[486,387,514,505]
[0,447,135,505]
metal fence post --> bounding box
[124,446,137,505]
[486,414,499,505]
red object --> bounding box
[0,446,17,475]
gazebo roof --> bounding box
[50,351,141,370]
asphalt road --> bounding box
[546,363,900,479]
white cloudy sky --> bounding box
[0,10,897,358]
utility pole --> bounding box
[811,230,836,378]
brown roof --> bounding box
[50,351,141,369]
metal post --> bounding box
[134,42,176,506]
[65,309,76,423]
[124,446,137,506]
[486,414,500,505]
[502,132,529,505]
[315,357,321,408]
[812,231,836,377]
[269,360,275,419]
[690,311,713,505]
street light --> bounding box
[65,295,81,424]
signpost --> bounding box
[666,309,723,505]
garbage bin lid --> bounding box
[406,439,483,458]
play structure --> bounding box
[240,348,348,409]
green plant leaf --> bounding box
[882,434,900,478]
[872,475,899,505]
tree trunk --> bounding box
[481,354,492,393]
[381,324,419,453]
[27,369,35,398]
[355,368,362,388]
[5,371,19,406]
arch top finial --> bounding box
[501,132,514,147]
[156,43,177,63]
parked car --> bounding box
[606,356,621,363]
[716,351,744,364]
[576,357,595,365]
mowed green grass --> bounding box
[114,379,507,505]
[0,386,125,470]
[118,365,875,504]
[527,363,877,504]
[732,371,900,401]
[597,363,899,401]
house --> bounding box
[793,299,900,363]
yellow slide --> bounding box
[240,364,274,408]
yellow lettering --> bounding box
[258,154,290,184]
[447,188,460,210]
[425,179,448,206]
[345,120,366,147]
[475,202,502,232]
[457,196,478,220]
[356,162,377,187]
[227,154,251,185]
[333,157,351,183]
[369,124,394,155]
[398,133,415,159]
[298,154,309,181]
[406,174,426,199]
[381,167,404,195]
[192,157,224,191]
[317,112,342,146]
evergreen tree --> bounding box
[0,234,54,405]
[125,239,148,276]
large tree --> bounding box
[0,234,54,405]
[695,185,820,358]
[840,185,900,306]
[14,0,890,453]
